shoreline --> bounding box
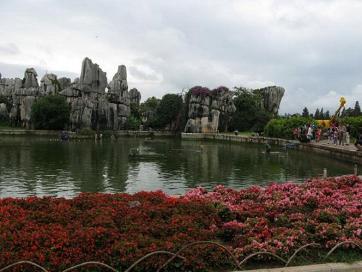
[0,129,177,139]
[181,132,362,165]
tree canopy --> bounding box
[31,95,70,130]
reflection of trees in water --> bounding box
[0,137,140,196]
[0,137,38,195]
[149,140,354,189]
[66,139,142,193]
[0,137,356,196]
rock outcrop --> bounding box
[184,86,236,133]
[40,73,60,95]
[253,86,285,116]
[79,57,107,93]
[129,88,141,106]
[23,68,39,88]
[0,57,136,130]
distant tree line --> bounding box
[299,101,361,119]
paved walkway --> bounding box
[310,139,358,152]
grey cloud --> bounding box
[128,66,159,81]
[1,0,362,113]
[0,43,20,55]
[0,62,78,80]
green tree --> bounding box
[140,96,160,113]
[302,107,309,117]
[31,95,70,130]
[320,108,324,119]
[125,115,141,130]
[229,88,272,132]
[325,110,330,119]
[152,94,183,129]
[353,101,361,116]
[314,108,320,119]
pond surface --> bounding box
[0,136,356,197]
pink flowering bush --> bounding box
[184,175,362,258]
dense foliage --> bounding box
[153,94,183,129]
[31,95,70,130]
[138,95,184,131]
[229,88,272,132]
[0,176,361,271]
[341,116,362,137]
[264,116,316,139]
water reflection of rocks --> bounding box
[0,137,355,197]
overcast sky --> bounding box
[1,0,362,114]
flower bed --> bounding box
[0,176,361,271]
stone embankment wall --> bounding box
[0,129,175,138]
[181,133,362,164]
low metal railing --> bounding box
[0,240,361,272]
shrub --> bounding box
[264,116,316,139]
[0,176,361,271]
[125,115,141,130]
[31,95,70,130]
[342,116,362,138]
[152,94,183,129]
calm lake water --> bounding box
[0,136,356,197]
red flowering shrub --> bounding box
[0,176,361,271]
[0,191,222,271]
[185,176,362,258]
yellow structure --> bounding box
[316,97,346,128]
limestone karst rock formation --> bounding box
[60,59,132,130]
[129,88,141,106]
[79,57,107,93]
[0,57,135,130]
[184,86,236,133]
[23,68,39,88]
[0,103,8,121]
[40,73,60,95]
[253,86,285,116]
[184,85,285,133]
[0,58,285,132]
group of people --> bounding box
[293,125,322,143]
[293,123,351,145]
[327,123,350,145]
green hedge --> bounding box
[341,116,362,138]
[264,116,316,139]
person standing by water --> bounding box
[333,125,338,145]
[355,132,362,150]
[346,124,351,145]
[316,127,322,142]
[307,124,313,141]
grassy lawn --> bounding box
[224,131,254,136]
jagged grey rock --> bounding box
[40,73,59,95]
[23,68,39,88]
[0,103,8,121]
[184,87,236,133]
[80,57,107,93]
[253,86,285,116]
[129,88,141,106]
[58,77,71,91]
